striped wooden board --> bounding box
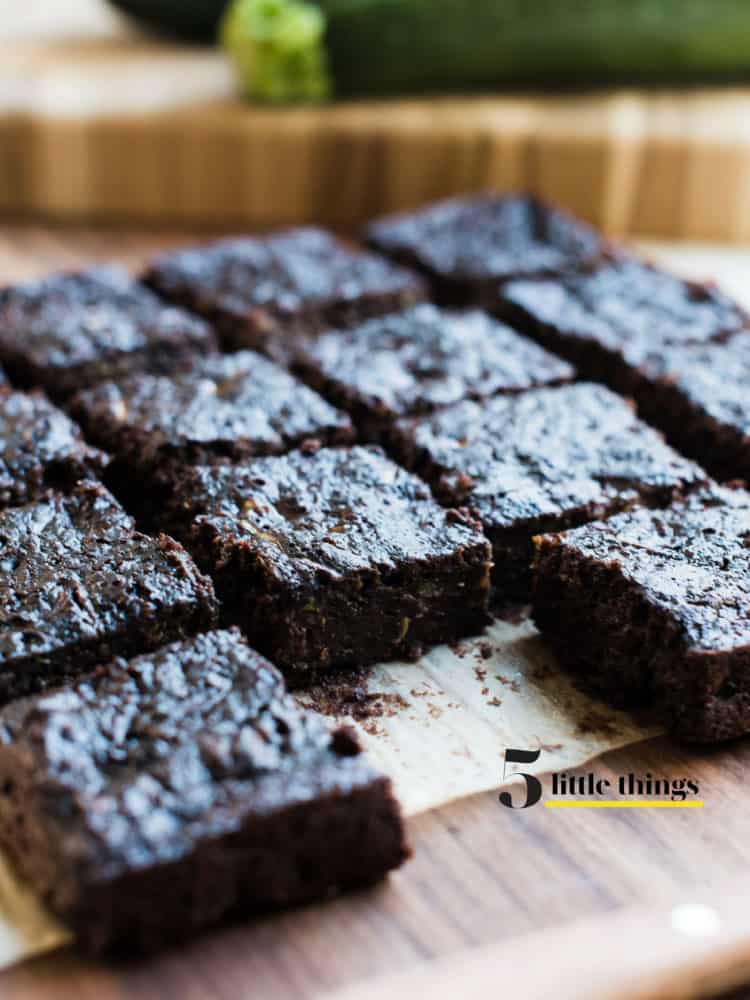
[4,6,750,240]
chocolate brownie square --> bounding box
[144,228,426,362]
[0,267,217,398]
[70,351,354,524]
[0,389,108,508]
[391,382,707,603]
[365,194,603,306]
[497,256,748,398]
[532,485,750,742]
[0,628,408,954]
[167,446,492,679]
[293,303,574,440]
[633,332,750,484]
[0,481,217,703]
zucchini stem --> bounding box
[221,0,331,103]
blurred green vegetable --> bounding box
[221,0,330,102]
[324,0,750,97]
[112,0,750,103]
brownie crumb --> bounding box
[301,668,409,727]
[495,675,521,693]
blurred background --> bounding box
[3,0,750,250]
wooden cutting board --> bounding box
[4,11,750,240]
[0,227,748,999]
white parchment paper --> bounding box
[298,617,658,817]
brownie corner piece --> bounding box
[0,388,109,508]
[365,193,603,305]
[143,227,426,360]
[0,266,217,397]
[0,480,217,702]
[169,445,492,677]
[532,484,750,742]
[391,382,707,604]
[0,628,408,954]
[293,303,575,439]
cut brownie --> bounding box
[0,481,217,704]
[70,351,354,524]
[0,389,108,508]
[391,382,707,603]
[144,228,426,362]
[293,303,574,440]
[0,628,408,954]
[498,256,748,398]
[167,446,492,679]
[0,266,217,398]
[532,485,750,742]
[365,194,603,306]
[633,332,750,484]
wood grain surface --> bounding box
[0,226,748,998]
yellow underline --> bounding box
[545,800,704,809]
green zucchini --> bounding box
[220,0,750,102]
[322,0,750,96]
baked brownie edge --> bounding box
[496,257,749,397]
[0,389,109,508]
[167,447,492,678]
[0,629,408,953]
[144,229,426,361]
[634,333,750,484]
[390,383,708,605]
[365,194,603,305]
[293,304,575,440]
[0,267,218,398]
[0,481,218,702]
[532,485,750,742]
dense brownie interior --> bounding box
[392,382,707,602]
[366,194,603,305]
[167,445,492,678]
[0,266,217,397]
[144,228,426,361]
[0,629,408,953]
[532,485,750,741]
[293,303,574,439]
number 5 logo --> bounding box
[499,748,543,809]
